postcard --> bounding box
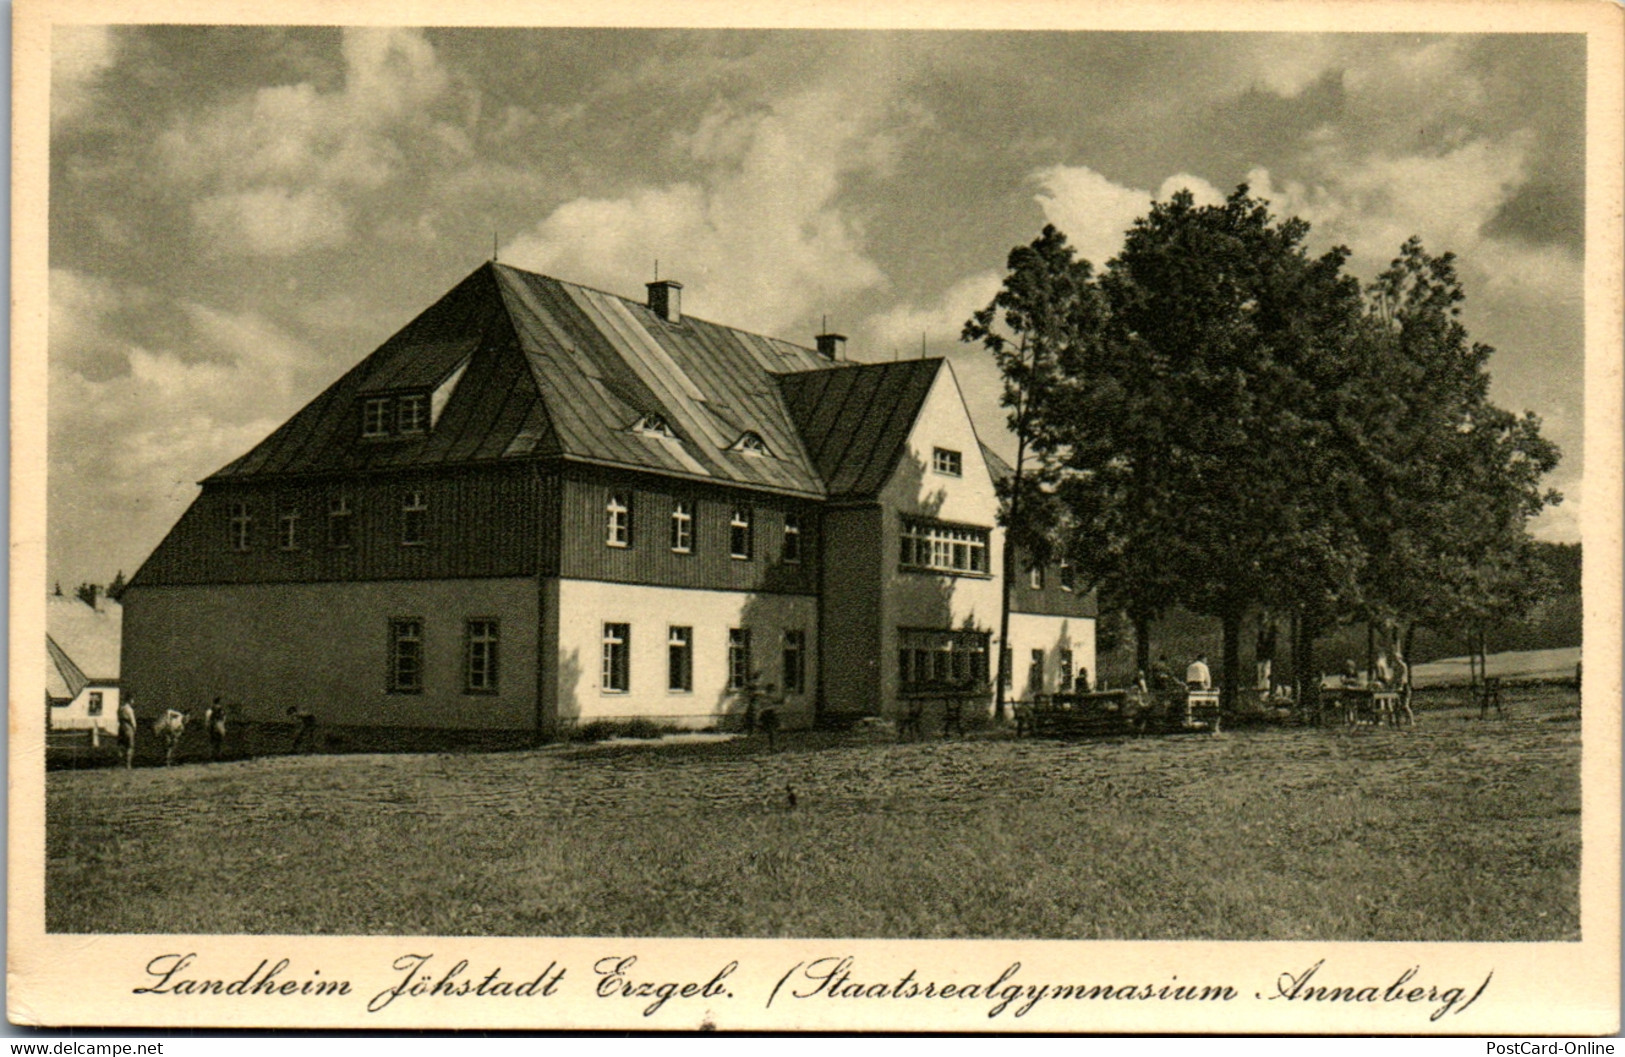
[11,0,1622,1034]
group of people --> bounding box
[1339,651,1416,726]
[111,696,319,768]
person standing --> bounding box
[117,693,138,769]
[206,697,229,761]
[288,705,317,754]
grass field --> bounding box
[46,685,1580,940]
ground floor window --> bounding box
[603,623,630,692]
[389,619,424,692]
[897,628,989,693]
[1059,649,1074,693]
[728,628,752,690]
[1001,647,1013,690]
[465,620,499,693]
[87,691,103,716]
[1028,648,1045,694]
[782,629,806,693]
[668,626,693,692]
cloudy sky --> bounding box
[47,27,1586,588]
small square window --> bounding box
[397,394,427,434]
[363,398,392,438]
[932,447,962,476]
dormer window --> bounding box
[398,394,427,434]
[731,431,770,456]
[360,392,431,439]
[363,398,391,438]
[633,413,677,440]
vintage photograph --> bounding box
[15,2,1621,1033]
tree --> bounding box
[963,225,1106,718]
[1057,186,1369,713]
[107,570,128,601]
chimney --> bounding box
[815,332,847,360]
[646,280,683,323]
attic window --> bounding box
[633,414,677,440]
[731,431,770,456]
[360,392,431,440]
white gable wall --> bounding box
[875,361,1004,717]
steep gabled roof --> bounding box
[775,359,943,500]
[46,595,121,697]
[208,263,842,495]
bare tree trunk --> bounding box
[1221,608,1243,716]
[1366,622,1376,682]
[1134,611,1152,677]
[1295,607,1322,720]
[995,537,1013,722]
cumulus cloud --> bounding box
[1033,166,1227,267]
[157,28,451,256]
[49,268,329,580]
[500,75,906,337]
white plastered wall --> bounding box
[554,578,818,729]
[1006,612,1098,699]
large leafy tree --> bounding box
[962,225,1106,718]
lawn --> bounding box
[45,685,1581,940]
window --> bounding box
[87,691,103,716]
[278,503,300,551]
[1059,560,1075,591]
[732,431,770,455]
[730,507,753,560]
[229,501,252,552]
[327,493,353,548]
[899,518,989,574]
[1059,649,1074,693]
[782,630,806,694]
[728,628,752,691]
[897,629,990,693]
[607,493,631,547]
[932,447,963,476]
[668,626,693,692]
[1029,649,1045,694]
[465,620,499,693]
[389,619,424,693]
[1002,647,1013,690]
[602,623,630,692]
[401,490,428,546]
[634,413,676,440]
[1029,565,1044,590]
[362,398,392,438]
[782,513,802,563]
[670,501,693,553]
[397,394,427,434]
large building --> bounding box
[122,263,1094,738]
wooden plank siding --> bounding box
[556,470,819,595]
[1009,545,1098,619]
[130,464,554,586]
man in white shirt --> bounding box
[1185,655,1212,691]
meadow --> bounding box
[46,685,1580,940]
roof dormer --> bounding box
[730,431,771,456]
[631,413,678,440]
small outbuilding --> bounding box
[47,591,122,743]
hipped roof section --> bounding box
[207,262,952,499]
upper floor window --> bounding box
[1028,565,1044,590]
[731,431,770,456]
[278,503,301,551]
[229,501,252,552]
[327,493,353,549]
[932,447,963,477]
[782,513,802,564]
[397,394,427,434]
[401,490,428,546]
[899,518,988,575]
[1059,560,1075,592]
[607,493,632,548]
[730,507,753,560]
[362,398,391,438]
[670,501,693,553]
